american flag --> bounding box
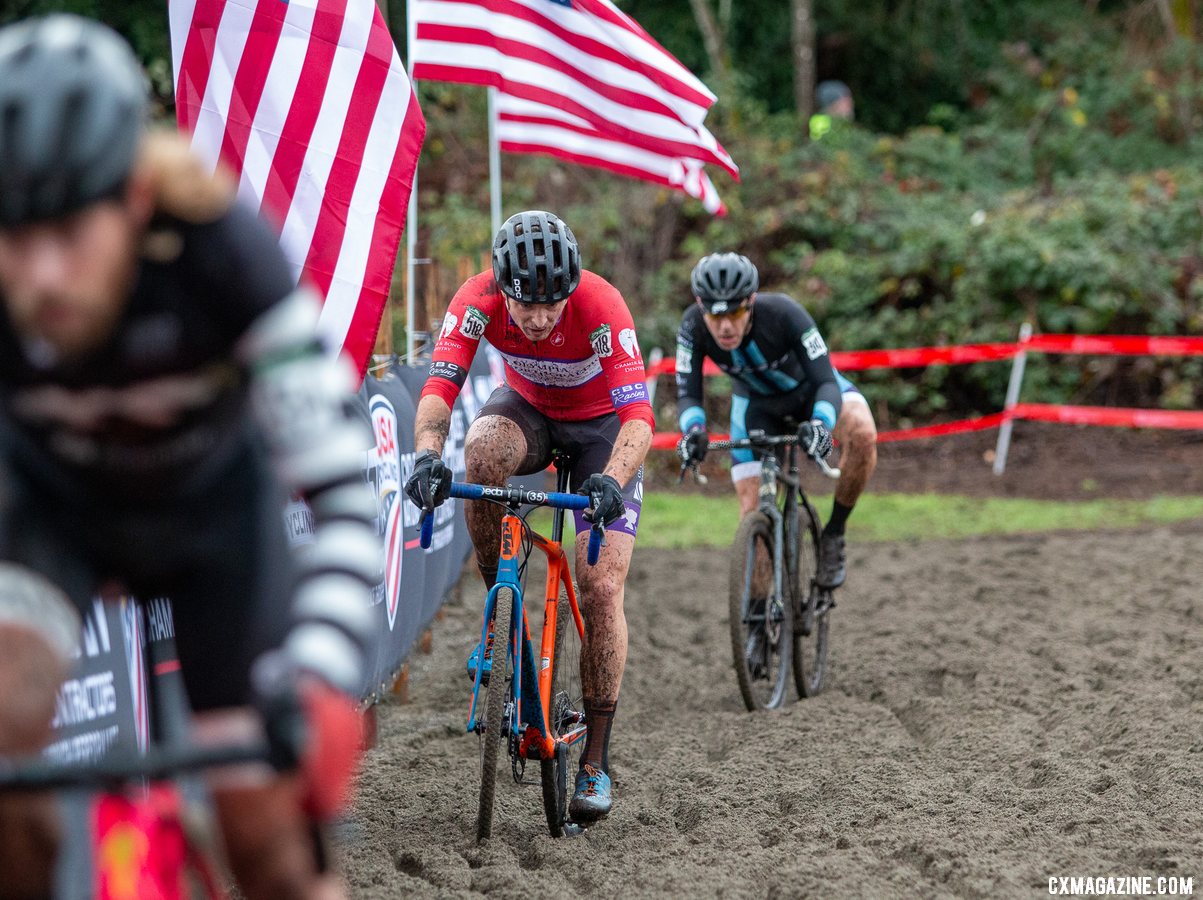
[169,0,426,375]
[495,93,726,215]
[412,0,735,213]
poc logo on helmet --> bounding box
[513,278,523,299]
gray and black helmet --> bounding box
[492,210,582,304]
[0,15,148,228]
[691,253,759,313]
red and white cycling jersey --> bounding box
[421,270,655,428]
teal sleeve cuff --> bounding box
[679,405,706,432]
[812,401,837,430]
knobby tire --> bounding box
[791,499,829,698]
[541,592,583,837]
[729,512,792,711]
[477,586,513,841]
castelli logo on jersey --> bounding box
[551,332,565,347]
[370,394,404,631]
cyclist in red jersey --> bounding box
[406,210,653,823]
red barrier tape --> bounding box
[647,333,1203,448]
[830,343,1019,371]
[1012,402,1203,430]
[876,413,1009,443]
[646,344,1017,377]
[652,413,1010,450]
[645,334,1203,380]
[1028,335,1203,356]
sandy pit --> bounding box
[339,521,1203,898]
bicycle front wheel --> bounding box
[540,592,585,837]
[791,499,829,698]
[729,512,792,711]
[477,586,513,841]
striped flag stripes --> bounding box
[412,0,734,214]
[169,0,426,375]
[495,93,726,214]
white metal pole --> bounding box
[645,347,664,405]
[487,86,502,237]
[993,321,1033,476]
[405,0,418,363]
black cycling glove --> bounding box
[797,419,834,461]
[405,450,452,510]
[678,425,709,465]
[577,473,625,527]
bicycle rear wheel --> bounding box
[729,512,792,711]
[477,586,513,841]
[791,499,829,698]
[540,592,585,837]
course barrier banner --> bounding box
[306,349,504,700]
[46,599,147,766]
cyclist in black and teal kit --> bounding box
[675,253,878,590]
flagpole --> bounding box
[405,0,419,363]
[487,86,502,236]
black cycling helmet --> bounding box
[0,15,148,228]
[492,210,581,304]
[691,253,759,313]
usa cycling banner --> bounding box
[296,348,507,701]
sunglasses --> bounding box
[702,299,753,321]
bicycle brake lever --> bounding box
[815,456,841,480]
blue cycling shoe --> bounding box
[568,764,612,822]
[466,631,494,684]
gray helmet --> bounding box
[492,210,581,304]
[0,15,148,228]
[691,253,759,312]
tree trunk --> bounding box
[687,0,729,92]
[791,0,816,121]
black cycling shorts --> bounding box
[0,448,295,712]
[477,385,643,537]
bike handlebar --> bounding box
[419,482,605,564]
[682,432,841,480]
[0,741,273,791]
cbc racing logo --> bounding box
[370,395,405,631]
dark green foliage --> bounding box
[8,2,1201,424]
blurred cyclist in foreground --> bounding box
[675,253,878,591]
[0,16,378,899]
[405,210,653,822]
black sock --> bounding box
[825,501,853,536]
[581,697,617,773]
[477,562,498,590]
